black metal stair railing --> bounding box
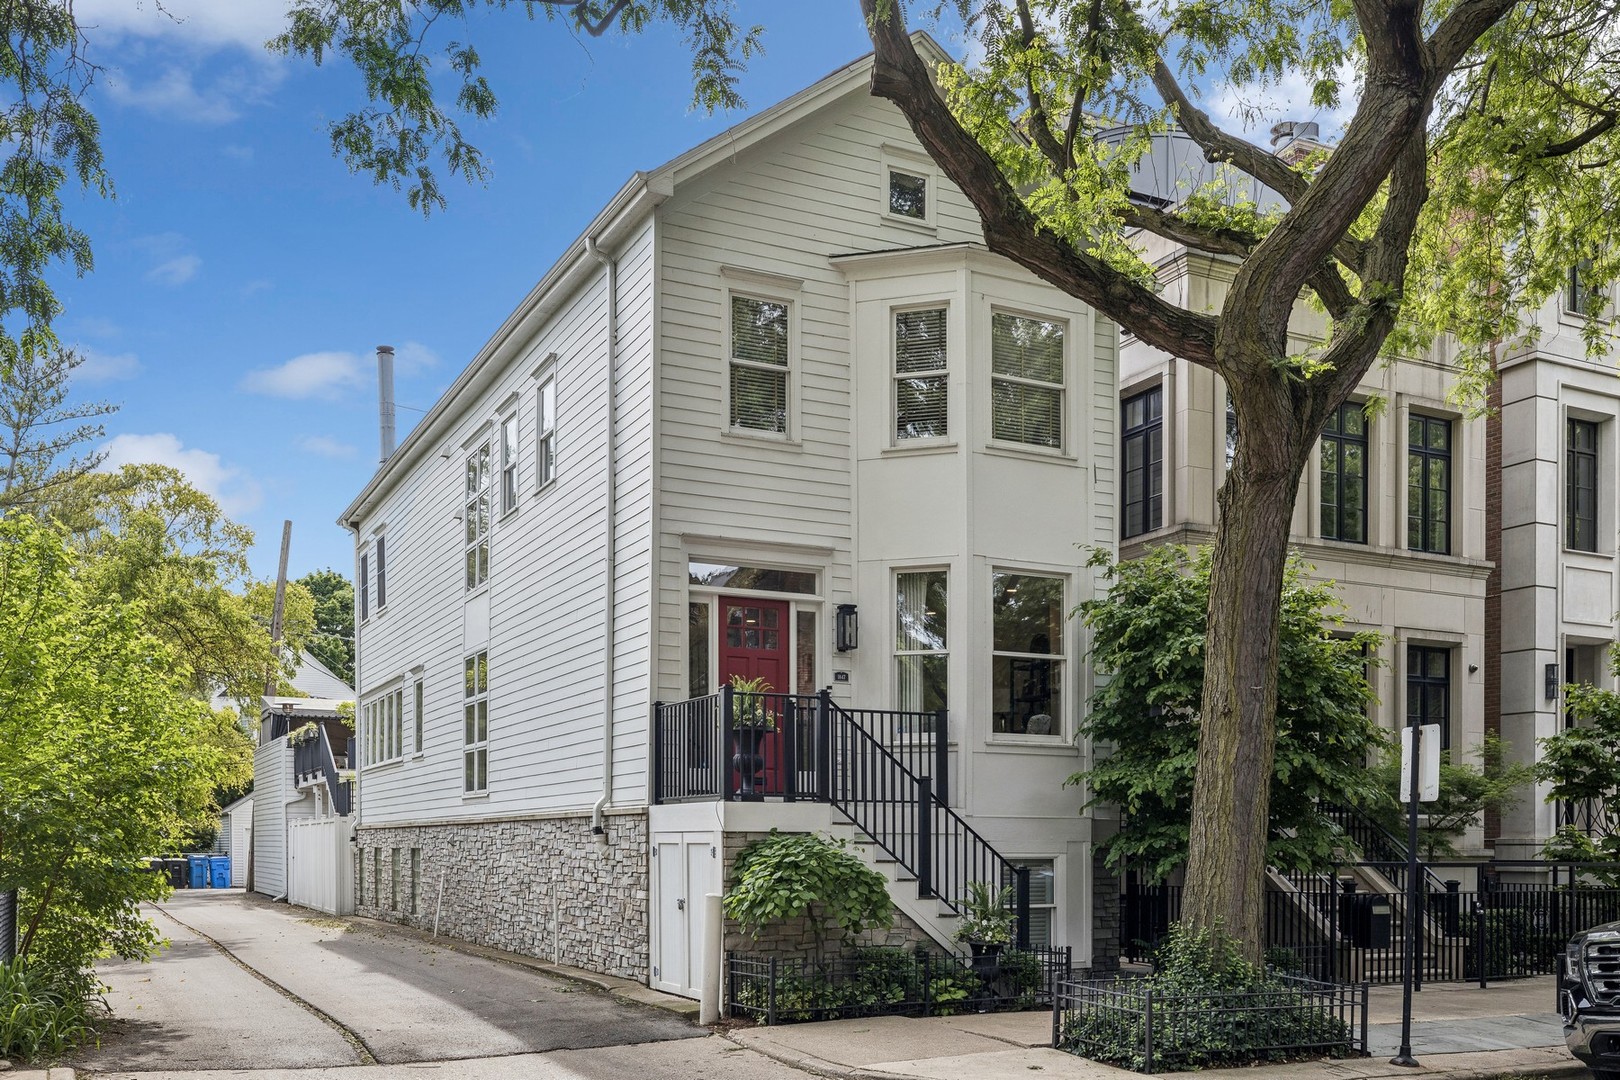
[292,724,353,817]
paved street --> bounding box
[75,890,711,1075]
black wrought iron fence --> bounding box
[726,944,1071,1024]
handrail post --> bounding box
[917,777,934,899]
[722,684,736,800]
[816,689,832,802]
[1015,865,1032,951]
[651,701,664,804]
[933,709,949,805]
[783,697,798,803]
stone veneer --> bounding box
[354,810,648,981]
[1088,852,1121,972]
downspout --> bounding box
[587,235,618,838]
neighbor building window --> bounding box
[499,413,518,515]
[412,677,424,755]
[374,535,386,610]
[1408,414,1452,554]
[364,685,405,766]
[1568,418,1599,552]
[895,307,948,440]
[991,573,1064,735]
[1003,860,1056,948]
[359,551,370,620]
[1122,387,1164,538]
[889,169,928,220]
[1407,645,1451,751]
[895,570,948,714]
[729,294,790,434]
[990,312,1064,449]
[1568,259,1602,317]
[465,442,491,589]
[1321,402,1368,543]
[463,650,488,793]
[536,375,557,487]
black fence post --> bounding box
[722,684,736,800]
[1360,981,1370,1054]
[917,777,934,899]
[933,709,949,804]
[1143,986,1155,1074]
[783,697,798,803]
[767,956,778,1026]
[1476,863,1489,988]
[0,890,14,964]
[816,689,832,802]
[1326,874,1339,984]
[1051,973,1061,1049]
[1414,882,1425,992]
[651,701,664,804]
[1015,865,1032,952]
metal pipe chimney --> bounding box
[377,345,396,461]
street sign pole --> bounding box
[1390,718,1422,1068]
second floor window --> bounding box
[465,442,491,589]
[1569,259,1603,317]
[536,375,557,487]
[889,168,928,220]
[895,570,948,714]
[1408,415,1451,554]
[895,307,947,440]
[1122,387,1163,538]
[1321,402,1368,544]
[729,295,789,434]
[499,414,518,515]
[359,551,370,620]
[991,572,1064,736]
[364,685,404,766]
[464,651,489,793]
[374,535,387,610]
[1568,418,1599,552]
[990,313,1064,449]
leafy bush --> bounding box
[724,830,893,956]
[1060,925,1353,1071]
[0,960,101,1063]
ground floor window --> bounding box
[991,572,1065,735]
[464,651,489,793]
[1406,644,1451,751]
[895,570,947,714]
[410,849,421,915]
[1003,859,1057,948]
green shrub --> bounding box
[1059,925,1352,1071]
[0,960,101,1063]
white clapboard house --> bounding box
[340,35,1119,999]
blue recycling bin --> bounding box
[187,854,209,889]
[209,856,231,889]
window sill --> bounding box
[465,582,491,602]
[985,735,1075,751]
[532,479,558,499]
[366,757,405,771]
[880,212,938,235]
[882,440,958,457]
[462,791,490,801]
[721,428,801,448]
[1563,545,1611,560]
[983,441,1078,466]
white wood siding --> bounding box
[250,740,287,895]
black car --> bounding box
[1561,921,1620,1078]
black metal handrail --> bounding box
[1321,802,1447,892]
[291,724,353,816]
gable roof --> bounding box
[339,31,954,531]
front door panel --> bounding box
[717,597,791,796]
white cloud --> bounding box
[102,62,286,124]
[75,0,289,52]
[1208,62,1361,142]
[298,435,358,460]
[100,432,262,515]
[146,253,201,286]
[73,315,122,339]
[393,340,440,377]
[74,346,142,382]
[241,351,367,400]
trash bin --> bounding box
[188,854,210,889]
[209,855,231,889]
[165,858,188,889]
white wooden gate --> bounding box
[650,831,718,999]
[287,817,354,915]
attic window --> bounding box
[889,169,928,220]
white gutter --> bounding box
[587,235,619,838]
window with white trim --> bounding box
[889,168,928,221]
[536,374,557,488]
[359,551,370,621]
[464,442,490,589]
[463,650,488,793]
[895,307,948,441]
[729,294,790,434]
[991,572,1065,735]
[499,413,518,515]
[364,685,404,766]
[990,312,1065,449]
[895,570,947,713]
[1002,859,1057,948]
[412,677,424,755]
[374,535,387,610]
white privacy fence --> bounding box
[287,817,354,915]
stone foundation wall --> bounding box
[720,831,940,961]
[354,811,648,981]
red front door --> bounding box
[718,597,790,796]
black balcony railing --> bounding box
[291,724,353,817]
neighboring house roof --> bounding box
[291,652,355,700]
[261,696,352,720]
[338,31,953,532]
[218,793,254,816]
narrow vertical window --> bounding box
[990,313,1064,448]
[359,551,370,620]
[536,376,557,487]
[895,570,948,714]
[729,295,789,433]
[463,650,489,793]
[499,413,518,514]
[1321,402,1369,543]
[413,678,424,755]
[688,601,710,698]
[1568,259,1602,317]
[1568,418,1599,552]
[465,443,491,589]
[375,536,387,610]
[1002,860,1057,948]
[894,307,947,440]
[1407,645,1451,751]
[991,573,1064,735]
[410,848,421,915]
[1121,387,1164,539]
[1407,415,1452,554]
[390,848,400,910]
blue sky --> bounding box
[58,2,1345,584]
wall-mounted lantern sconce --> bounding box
[836,604,859,652]
[1546,663,1560,702]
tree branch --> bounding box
[1148,55,1308,206]
[1014,0,1071,173]
[1426,0,1520,74]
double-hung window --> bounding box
[1002,860,1057,948]
[1408,415,1452,554]
[536,375,557,487]
[1568,418,1599,552]
[359,551,370,620]
[990,313,1064,449]
[364,685,404,766]
[1407,645,1451,751]
[374,535,387,610]
[463,651,488,793]
[729,295,790,434]
[1569,259,1602,317]
[1321,402,1368,543]
[894,307,947,441]
[465,442,491,589]
[991,572,1064,735]
[499,413,518,515]
[1122,387,1164,538]
[412,677,424,755]
[895,571,947,713]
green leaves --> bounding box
[1536,659,1620,879]
[724,830,894,947]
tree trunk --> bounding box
[1180,411,1312,963]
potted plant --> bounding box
[954,881,1016,978]
[728,674,777,796]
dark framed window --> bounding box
[359,551,370,620]
[1121,387,1163,539]
[1406,645,1451,751]
[375,535,387,609]
[1568,259,1602,317]
[1568,418,1599,552]
[1407,415,1451,554]
[1320,402,1368,543]
[889,169,928,220]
